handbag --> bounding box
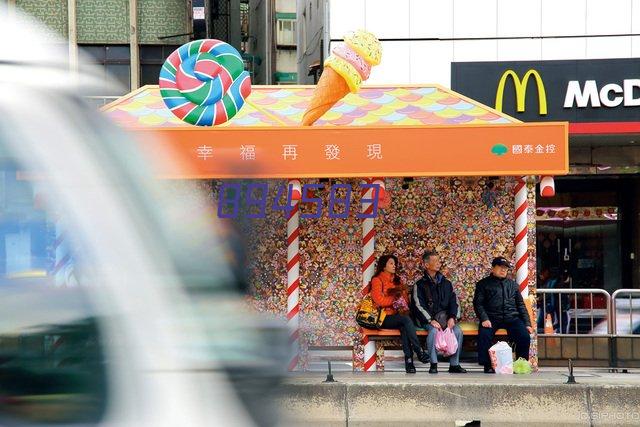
[356,294,387,329]
[433,310,449,329]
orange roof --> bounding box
[103,84,518,128]
[102,84,568,179]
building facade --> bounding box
[302,0,640,291]
[246,0,297,84]
[10,0,249,105]
[297,0,325,84]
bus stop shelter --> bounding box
[103,84,568,371]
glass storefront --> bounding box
[537,210,621,293]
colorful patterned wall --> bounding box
[77,0,129,43]
[16,0,68,38]
[212,176,534,348]
[17,0,188,45]
[139,0,189,44]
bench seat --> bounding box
[358,322,512,371]
[362,322,508,338]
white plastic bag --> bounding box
[489,341,513,374]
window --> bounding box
[140,45,182,87]
[79,45,131,107]
[276,19,296,47]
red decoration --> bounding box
[540,176,555,197]
[378,187,391,209]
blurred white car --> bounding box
[0,8,284,426]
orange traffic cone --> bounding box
[544,314,554,334]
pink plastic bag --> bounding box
[435,328,458,357]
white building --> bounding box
[299,0,640,86]
[246,0,298,84]
[297,0,640,307]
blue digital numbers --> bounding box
[356,183,380,219]
[245,182,269,219]
[270,183,294,218]
[328,184,352,219]
[218,182,242,218]
[300,183,324,219]
[216,182,380,219]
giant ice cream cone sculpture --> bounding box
[301,30,382,126]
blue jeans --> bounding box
[425,324,464,366]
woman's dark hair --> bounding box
[373,254,402,286]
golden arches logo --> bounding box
[495,69,547,115]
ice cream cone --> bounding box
[301,29,382,126]
[301,67,350,126]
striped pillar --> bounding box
[52,219,75,287]
[361,178,380,371]
[287,179,301,371]
[514,177,529,298]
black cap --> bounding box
[491,257,511,268]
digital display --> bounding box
[217,183,380,219]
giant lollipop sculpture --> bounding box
[159,39,251,126]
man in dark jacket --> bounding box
[474,257,533,373]
[412,251,466,374]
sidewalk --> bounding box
[278,367,640,426]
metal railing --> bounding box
[537,288,611,336]
[611,289,640,337]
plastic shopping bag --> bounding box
[435,328,458,357]
[443,328,458,357]
[489,341,513,374]
[513,357,532,374]
[435,329,448,355]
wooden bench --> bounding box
[360,322,509,371]
[362,323,508,338]
[358,301,534,370]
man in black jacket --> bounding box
[474,257,533,373]
[412,251,466,374]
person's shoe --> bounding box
[416,349,430,364]
[448,365,467,373]
[405,357,416,374]
[484,365,496,374]
[429,363,438,374]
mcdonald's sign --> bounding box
[495,69,547,115]
[451,58,640,123]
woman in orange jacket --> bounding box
[371,254,429,373]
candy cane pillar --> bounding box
[287,179,301,371]
[515,177,529,298]
[361,178,382,371]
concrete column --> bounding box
[68,0,78,72]
[7,0,16,15]
[129,0,140,90]
[265,0,272,84]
